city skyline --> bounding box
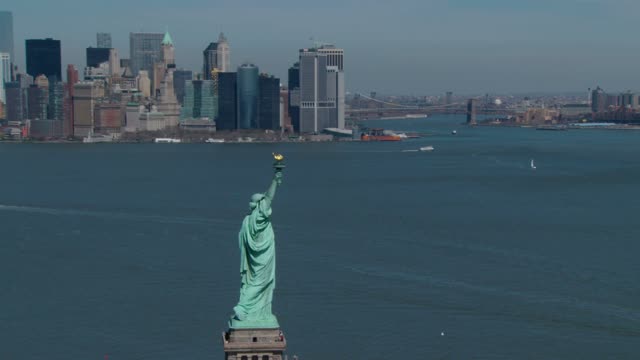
[2,1,640,94]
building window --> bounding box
[241,357,248,360]
[262,356,270,360]
[252,356,259,360]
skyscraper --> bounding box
[86,47,111,68]
[216,33,230,72]
[65,65,79,137]
[129,32,164,77]
[217,72,237,130]
[297,45,345,133]
[181,80,217,120]
[97,33,112,48]
[173,69,193,105]
[203,33,231,79]
[591,87,606,113]
[0,12,13,62]
[0,52,10,103]
[73,81,105,136]
[26,38,62,81]
[236,63,259,129]
[287,63,300,132]
[203,42,218,80]
[258,74,281,130]
[28,75,49,120]
[5,82,25,121]
[48,81,65,121]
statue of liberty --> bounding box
[229,154,285,329]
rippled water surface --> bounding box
[1,115,639,359]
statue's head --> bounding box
[249,193,265,210]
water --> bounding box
[1,115,639,359]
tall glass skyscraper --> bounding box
[236,63,259,129]
[258,74,281,130]
[217,72,237,130]
[0,52,10,103]
[97,33,112,48]
[129,32,164,77]
[181,80,217,120]
[0,11,13,62]
[26,38,62,81]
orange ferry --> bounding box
[360,128,402,141]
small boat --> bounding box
[452,130,457,135]
[420,146,435,152]
[205,138,225,143]
[154,138,181,143]
[530,159,536,169]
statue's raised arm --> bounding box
[229,153,286,330]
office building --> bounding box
[0,52,10,103]
[173,69,193,104]
[298,46,345,133]
[287,63,300,132]
[217,33,230,72]
[129,32,164,77]
[181,79,217,121]
[280,87,292,132]
[591,87,606,113]
[317,45,344,71]
[136,70,151,98]
[0,11,13,62]
[217,72,237,130]
[258,74,280,130]
[27,75,49,120]
[445,91,453,105]
[5,81,26,121]
[156,70,180,127]
[94,102,123,134]
[86,47,111,68]
[203,33,231,79]
[109,49,120,77]
[236,63,259,129]
[97,33,112,48]
[65,65,79,136]
[161,31,175,67]
[48,81,65,121]
[26,38,62,81]
[203,42,218,80]
[73,81,105,136]
[620,92,640,110]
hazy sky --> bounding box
[5,0,640,94]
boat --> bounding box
[536,125,567,131]
[154,138,181,143]
[452,130,457,135]
[205,138,225,143]
[360,128,402,141]
[83,131,114,143]
[530,159,537,169]
[405,114,428,119]
[420,146,435,152]
[323,128,353,138]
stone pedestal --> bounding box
[222,328,287,360]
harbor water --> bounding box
[1,115,639,359]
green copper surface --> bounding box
[229,160,285,329]
[162,31,173,46]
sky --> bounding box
[4,0,640,95]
